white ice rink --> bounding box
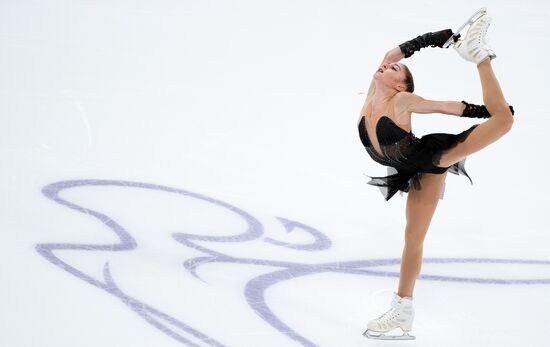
[2,0,549,346]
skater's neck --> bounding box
[372,87,398,105]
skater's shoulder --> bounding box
[393,91,417,103]
[394,92,444,113]
[393,91,421,113]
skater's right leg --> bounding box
[364,173,445,340]
[436,59,514,168]
[398,171,447,298]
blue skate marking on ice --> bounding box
[36,179,550,347]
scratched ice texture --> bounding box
[1,1,549,346]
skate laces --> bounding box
[376,300,402,322]
[375,307,397,323]
[372,294,413,323]
[480,17,491,47]
[473,16,491,47]
[456,15,485,45]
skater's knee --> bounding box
[488,114,514,133]
[500,117,514,133]
[503,117,514,132]
[404,227,427,248]
[490,106,515,125]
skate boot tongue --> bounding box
[392,293,413,307]
[393,292,413,301]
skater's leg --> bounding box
[436,59,514,168]
[398,171,447,298]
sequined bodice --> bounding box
[358,115,420,170]
[356,100,479,202]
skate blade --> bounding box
[363,329,416,340]
[443,7,488,48]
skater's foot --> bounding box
[477,57,492,68]
[363,292,415,340]
[454,14,497,65]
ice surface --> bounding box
[1,1,549,346]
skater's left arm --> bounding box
[397,93,465,116]
[399,93,516,118]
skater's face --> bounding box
[374,63,407,92]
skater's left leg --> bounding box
[436,60,513,168]
[398,171,447,298]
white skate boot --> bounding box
[454,13,496,65]
[362,292,415,340]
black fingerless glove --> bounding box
[460,101,515,118]
[398,29,454,58]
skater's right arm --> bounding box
[366,48,404,99]
[381,47,405,64]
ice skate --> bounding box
[453,13,496,65]
[362,292,416,340]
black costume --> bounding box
[358,102,479,201]
[358,29,515,201]
[358,101,514,201]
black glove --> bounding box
[460,101,515,118]
[398,29,455,58]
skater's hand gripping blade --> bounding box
[443,7,488,48]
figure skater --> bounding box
[357,10,515,340]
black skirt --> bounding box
[365,124,480,201]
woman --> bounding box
[358,12,515,340]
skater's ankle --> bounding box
[397,291,413,299]
[477,58,491,68]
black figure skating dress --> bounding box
[358,108,479,201]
